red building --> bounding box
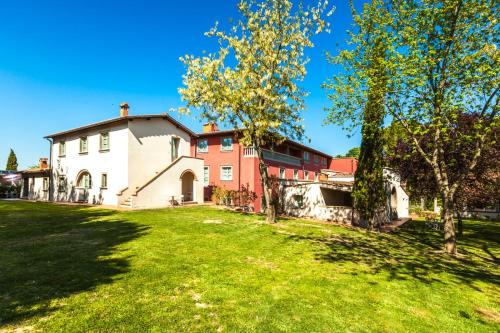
[328,157,358,174]
[191,124,357,212]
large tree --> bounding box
[325,0,499,253]
[325,0,391,229]
[179,0,333,222]
[387,113,500,235]
[6,149,18,171]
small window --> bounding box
[279,168,286,179]
[220,166,233,181]
[197,139,208,153]
[303,151,309,162]
[79,137,88,154]
[293,194,304,208]
[59,141,66,157]
[221,137,233,151]
[314,172,319,182]
[293,169,299,180]
[42,177,49,191]
[313,154,320,165]
[58,176,67,192]
[100,132,110,151]
[171,137,180,161]
[321,157,327,167]
[304,170,309,180]
[203,166,209,186]
[101,173,108,188]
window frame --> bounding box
[42,177,49,191]
[321,157,327,167]
[220,137,233,152]
[100,132,110,152]
[101,173,108,189]
[304,170,309,180]
[313,154,320,165]
[79,136,88,154]
[197,139,209,153]
[279,167,286,179]
[203,166,210,186]
[293,169,299,180]
[77,172,92,189]
[59,141,66,157]
[303,151,309,162]
[220,165,233,181]
[58,176,67,192]
[314,172,319,182]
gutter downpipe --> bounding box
[45,137,53,201]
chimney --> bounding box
[39,158,48,169]
[202,122,218,133]
[120,102,129,117]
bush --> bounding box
[212,186,230,205]
[211,184,257,209]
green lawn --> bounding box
[0,201,499,332]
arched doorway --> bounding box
[390,187,398,220]
[180,170,195,202]
[76,170,92,202]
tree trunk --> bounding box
[256,147,276,223]
[442,195,457,254]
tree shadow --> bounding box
[284,219,500,288]
[0,201,149,326]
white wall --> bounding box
[283,183,353,223]
[384,168,409,218]
[51,123,129,206]
[131,156,204,208]
[127,118,192,188]
[22,175,49,201]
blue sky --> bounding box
[0,0,363,169]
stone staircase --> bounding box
[119,196,132,208]
[116,156,204,209]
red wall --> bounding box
[192,133,334,212]
[329,158,358,173]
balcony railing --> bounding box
[244,147,302,166]
[263,149,302,166]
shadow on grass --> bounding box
[0,201,149,326]
[285,219,500,288]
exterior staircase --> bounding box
[116,156,204,209]
[119,196,132,208]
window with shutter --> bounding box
[100,132,110,151]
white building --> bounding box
[22,103,204,208]
[283,168,409,224]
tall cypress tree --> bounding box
[6,149,18,171]
[352,38,387,230]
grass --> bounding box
[0,201,499,332]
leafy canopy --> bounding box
[179,0,333,148]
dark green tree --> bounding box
[6,149,18,171]
[352,37,387,230]
[324,0,390,229]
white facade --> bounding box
[384,168,410,220]
[283,182,354,223]
[52,123,129,206]
[44,115,204,209]
[21,171,50,201]
[283,168,409,224]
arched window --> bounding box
[76,171,92,189]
